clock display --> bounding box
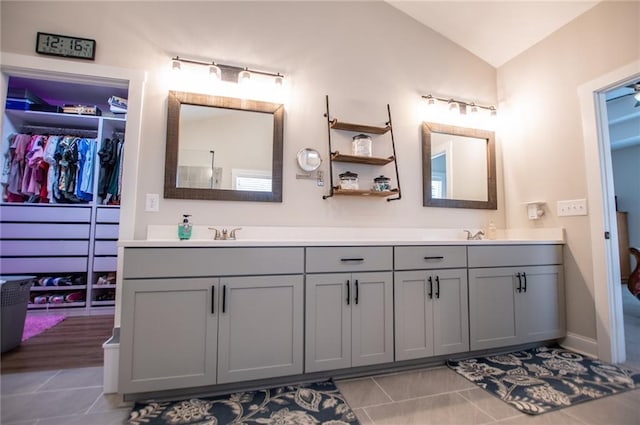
[36,32,96,60]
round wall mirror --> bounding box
[297,148,322,172]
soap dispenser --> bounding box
[178,214,192,240]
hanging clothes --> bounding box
[97,137,118,201]
[43,135,61,203]
[7,133,31,198]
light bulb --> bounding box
[274,74,284,86]
[448,100,459,114]
[209,64,221,80]
[239,69,251,84]
[470,103,479,114]
[490,106,497,117]
[172,59,181,71]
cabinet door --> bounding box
[394,271,434,361]
[351,272,394,367]
[469,267,519,350]
[433,269,469,356]
[517,265,565,343]
[119,278,218,393]
[305,273,352,372]
[217,275,303,384]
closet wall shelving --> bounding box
[322,95,401,201]
[0,76,127,313]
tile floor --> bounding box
[1,363,639,425]
[2,290,639,425]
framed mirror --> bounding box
[164,91,284,202]
[422,122,496,209]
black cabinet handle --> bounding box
[428,276,433,299]
[522,272,527,293]
[346,280,350,305]
[340,258,364,262]
[222,285,227,313]
[211,285,215,314]
[435,276,440,299]
[423,256,444,260]
[355,280,359,305]
[516,273,522,293]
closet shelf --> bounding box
[91,300,115,306]
[92,284,116,289]
[331,152,395,165]
[6,109,125,131]
[28,302,86,309]
[329,119,390,135]
[31,285,87,291]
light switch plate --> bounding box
[145,193,160,212]
[557,199,587,216]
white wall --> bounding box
[612,145,640,252]
[0,1,502,239]
[498,1,640,341]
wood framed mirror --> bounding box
[422,122,497,209]
[164,91,284,202]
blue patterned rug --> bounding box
[447,345,640,415]
[127,380,359,425]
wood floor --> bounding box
[1,314,114,374]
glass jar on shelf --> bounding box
[352,134,372,157]
[338,171,359,190]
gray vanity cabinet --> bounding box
[393,246,469,361]
[467,245,565,351]
[119,247,304,394]
[217,275,303,384]
[119,278,219,393]
[305,247,394,373]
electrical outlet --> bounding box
[145,193,160,212]
[557,199,587,216]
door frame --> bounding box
[578,60,640,363]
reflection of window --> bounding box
[431,152,447,199]
[232,169,272,192]
[431,180,444,198]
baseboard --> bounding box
[560,332,598,358]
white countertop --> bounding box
[118,226,565,248]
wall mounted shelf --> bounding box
[332,188,399,197]
[323,95,401,201]
[331,152,395,166]
[329,119,390,135]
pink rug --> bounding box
[21,315,66,341]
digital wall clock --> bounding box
[35,32,96,60]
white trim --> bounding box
[561,332,598,358]
[578,60,640,363]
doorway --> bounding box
[606,80,640,370]
[579,60,640,364]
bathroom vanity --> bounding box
[118,227,565,397]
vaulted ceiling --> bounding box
[386,1,638,149]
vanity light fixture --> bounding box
[170,56,284,85]
[422,94,497,116]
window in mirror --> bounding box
[422,122,497,209]
[165,91,284,202]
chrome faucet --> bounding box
[208,227,242,240]
[464,230,485,240]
